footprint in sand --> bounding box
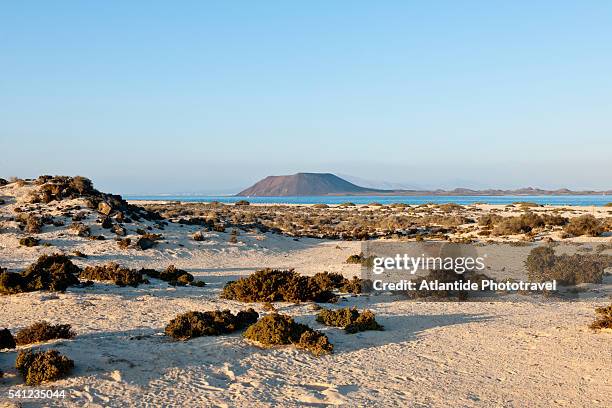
[297,383,357,406]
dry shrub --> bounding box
[15,321,75,345]
[80,263,146,287]
[478,214,503,227]
[117,237,131,249]
[0,254,81,294]
[589,304,612,330]
[316,308,383,333]
[346,254,363,264]
[19,237,40,247]
[192,231,205,241]
[243,313,333,356]
[491,212,545,235]
[165,309,258,340]
[15,349,74,385]
[135,236,157,250]
[563,215,604,237]
[70,222,91,237]
[142,265,195,286]
[525,246,610,285]
[0,328,16,349]
[221,269,336,303]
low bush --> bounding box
[221,269,336,303]
[243,313,333,356]
[563,215,604,237]
[589,304,612,330]
[193,231,205,241]
[80,263,146,287]
[19,237,40,247]
[234,200,250,206]
[15,349,74,385]
[165,309,258,340]
[491,212,545,235]
[117,238,131,249]
[142,265,195,286]
[525,246,610,285]
[316,308,383,333]
[14,254,81,293]
[15,321,75,345]
[0,328,16,349]
[346,254,363,264]
[70,222,91,237]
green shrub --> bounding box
[316,308,383,333]
[589,304,612,330]
[525,246,610,285]
[243,313,333,356]
[0,328,16,349]
[15,321,75,345]
[80,263,146,287]
[15,349,74,385]
[563,215,604,237]
[165,309,258,340]
[221,269,336,303]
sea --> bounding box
[124,195,612,207]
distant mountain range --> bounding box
[236,173,612,197]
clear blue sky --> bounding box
[1,1,611,194]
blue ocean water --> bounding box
[125,195,612,206]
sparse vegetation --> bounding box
[165,309,258,340]
[0,254,81,294]
[243,313,333,356]
[316,308,383,333]
[15,321,75,345]
[563,215,604,237]
[142,265,196,286]
[525,246,611,285]
[15,349,74,385]
[19,236,40,247]
[80,263,147,287]
[221,269,336,303]
[589,304,612,330]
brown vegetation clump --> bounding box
[117,237,131,249]
[192,231,205,241]
[142,265,195,286]
[316,308,383,333]
[346,254,364,264]
[15,321,75,345]
[243,313,333,356]
[221,269,336,303]
[15,349,74,385]
[525,246,611,285]
[563,215,604,237]
[19,236,40,247]
[589,304,612,330]
[80,263,146,287]
[70,222,91,237]
[15,254,81,293]
[0,328,16,349]
[165,309,259,340]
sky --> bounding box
[1,1,611,194]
